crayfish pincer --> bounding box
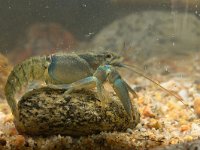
[5,52,140,136]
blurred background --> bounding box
[0,0,199,64]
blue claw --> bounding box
[112,78,133,118]
[104,65,134,119]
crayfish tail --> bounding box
[4,56,49,118]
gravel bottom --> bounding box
[0,52,200,150]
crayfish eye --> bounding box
[106,54,112,59]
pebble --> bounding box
[12,135,25,148]
[0,138,6,146]
[8,127,18,136]
[180,124,190,132]
[178,89,189,101]
[194,98,200,117]
[142,106,155,118]
[147,119,161,129]
[126,128,133,134]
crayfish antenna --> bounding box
[118,63,193,114]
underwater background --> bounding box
[0,0,200,149]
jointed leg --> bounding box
[48,76,105,100]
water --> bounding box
[0,1,200,149]
[0,1,199,64]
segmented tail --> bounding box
[5,56,48,118]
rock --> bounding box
[91,11,200,62]
[15,87,140,136]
